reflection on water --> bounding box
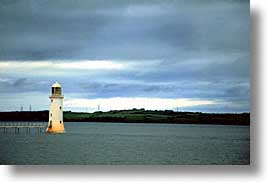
[0,122,250,165]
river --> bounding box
[0,122,250,165]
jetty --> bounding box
[0,122,47,133]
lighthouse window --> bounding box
[50,113,52,117]
[55,87,61,94]
[52,87,61,95]
[60,120,62,124]
[51,99,53,103]
[60,106,62,110]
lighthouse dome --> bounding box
[52,82,61,88]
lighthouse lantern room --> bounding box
[46,82,65,133]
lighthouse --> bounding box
[46,82,65,133]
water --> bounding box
[0,122,250,165]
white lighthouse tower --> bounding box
[46,82,65,133]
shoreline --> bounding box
[0,109,250,126]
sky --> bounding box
[0,0,250,113]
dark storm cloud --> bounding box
[0,0,111,60]
[0,0,249,60]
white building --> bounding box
[46,82,65,133]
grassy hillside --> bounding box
[0,109,250,125]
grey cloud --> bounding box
[0,0,249,60]
[0,78,50,93]
[13,78,28,87]
[78,80,249,102]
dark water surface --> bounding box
[0,122,250,165]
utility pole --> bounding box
[20,105,23,112]
[29,104,32,112]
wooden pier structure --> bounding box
[0,122,47,133]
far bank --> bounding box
[0,109,250,125]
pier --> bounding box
[0,122,47,133]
